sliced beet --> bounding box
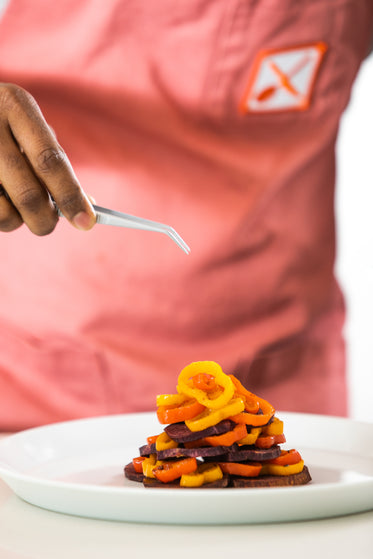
[156,445,232,460]
[230,466,312,488]
[124,462,144,483]
[165,419,235,443]
[143,474,230,489]
[139,442,156,456]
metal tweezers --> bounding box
[56,203,190,255]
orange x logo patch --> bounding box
[240,42,327,114]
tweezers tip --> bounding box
[167,229,190,254]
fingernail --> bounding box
[73,211,94,230]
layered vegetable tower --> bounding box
[124,361,311,488]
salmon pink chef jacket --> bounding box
[0,0,372,430]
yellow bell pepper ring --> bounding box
[260,460,305,476]
[185,397,245,432]
[142,454,164,479]
[180,463,223,487]
[156,393,188,407]
[177,361,235,410]
[180,470,205,487]
[155,431,179,451]
[261,417,284,436]
[237,427,262,445]
[199,463,223,484]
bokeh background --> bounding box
[336,53,373,422]
[0,0,371,422]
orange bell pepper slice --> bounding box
[153,457,198,483]
[255,433,286,449]
[229,375,260,413]
[132,456,146,473]
[218,461,262,478]
[192,373,217,392]
[230,395,275,427]
[266,449,302,466]
[157,399,205,424]
[203,422,248,447]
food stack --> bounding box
[124,361,311,488]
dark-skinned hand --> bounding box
[0,83,96,235]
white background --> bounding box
[336,53,373,422]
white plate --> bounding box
[0,412,372,524]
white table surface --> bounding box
[0,433,372,559]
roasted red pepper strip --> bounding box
[153,457,198,483]
[157,399,205,424]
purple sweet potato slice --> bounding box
[156,445,232,460]
[124,462,144,483]
[143,473,230,489]
[203,444,281,462]
[221,444,282,462]
[164,419,235,443]
[140,441,231,459]
[143,477,179,488]
[230,465,312,487]
[139,442,156,456]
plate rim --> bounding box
[0,411,372,524]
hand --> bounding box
[0,83,96,235]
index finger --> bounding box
[6,86,96,230]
